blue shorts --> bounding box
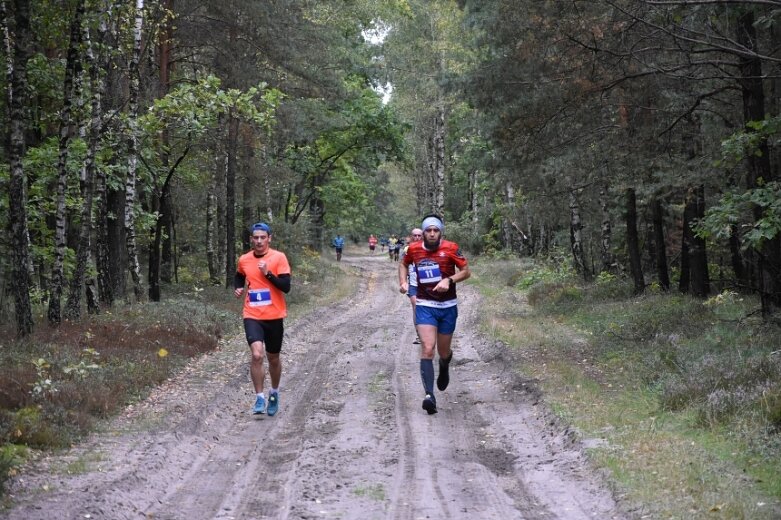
[407,284,417,297]
[415,305,458,335]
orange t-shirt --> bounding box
[236,248,291,320]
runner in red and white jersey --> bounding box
[399,215,470,415]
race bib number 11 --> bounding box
[418,263,442,284]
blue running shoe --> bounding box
[253,395,266,415]
[422,394,437,415]
[267,393,279,416]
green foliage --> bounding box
[0,444,28,496]
[516,250,575,290]
[697,182,781,248]
[140,75,283,139]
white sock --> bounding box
[270,388,279,395]
[257,392,265,399]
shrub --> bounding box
[660,352,781,426]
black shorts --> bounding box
[243,318,285,353]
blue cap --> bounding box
[251,222,271,234]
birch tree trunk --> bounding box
[625,188,645,295]
[48,0,84,324]
[569,188,590,281]
[88,5,113,307]
[64,107,98,319]
[124,0,145,301]
[6,0,34,336]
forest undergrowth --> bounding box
[0,251,354,500]
[470,255,781,519]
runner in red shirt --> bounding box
[399,215,470,414]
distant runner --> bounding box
[332,234,345,261]
[368,234,378,253]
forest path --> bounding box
[5,252,624,519]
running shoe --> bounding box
[253,395,266,415]
[437,354,452,391]
[267,393,279,416]
[422,394,437,415]
[413,337,421,345]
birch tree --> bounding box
[125,0,145,301]
[5,0,34,336]
[48,0,85,324]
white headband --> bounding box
[421,216,444,233]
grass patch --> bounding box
[352,483,386,501]
[0,253,354,498]
[471,256,781,519]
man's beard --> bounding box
[423,236,440,250]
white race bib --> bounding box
[248,288,272,307]
[417,261,442,284]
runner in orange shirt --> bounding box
[234,222,291,416]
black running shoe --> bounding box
[437,353,452,391]
[422,394,437,415]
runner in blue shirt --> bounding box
[332,234,345,261]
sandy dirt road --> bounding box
[5,253,625,519]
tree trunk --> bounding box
[241,144,254,251]
[224,113,238,287]
[64,136,97,320]
[207,143,221,285]
[689,185,710,298]
[48,0,84,324]
[470,169,479,234]
[651,196,670,290]
[625,188,644,294]
[737,10,781,311]
[679,195,692,294]
[6,0,34,336]
[433,105,446,216]
[569,188,590,281]
[729,225,748,292]
[159,0,174,285]
[161,193,174,283]
[108,185,127,298]
[87,10,113,307]
[64,8,105,320]
[261,144,273,223]
[503,180,515,251]
[599,183,614,272]
[124,0,145,302]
